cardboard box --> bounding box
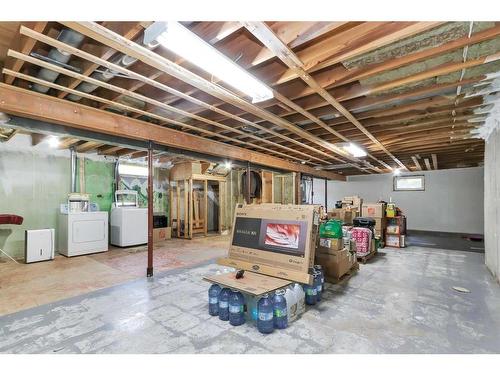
[327,209,358,224]
[342,195,363,213]
[386,234,401,247]
[362,203,386,218]
[386,225,400,235]
[153,227,171,242]
[316,251,355,279]
[221,203,320,284]
[318,239,344,255]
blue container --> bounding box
[304,283,317,305]
[313,269,322,302]
[208,284,221,316]
[228,290,245,326]
[218,288,231,321]
[257,294,274,334]
[273,289,288,329]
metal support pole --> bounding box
[147,141,154,277]
[324,178,328,212]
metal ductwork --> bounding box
[31,29,85,94]
[70,147,77,193]
[66,53,139,102]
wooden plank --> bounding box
[243,22,405,171]
[59,22,360,165]
[14,27,335,165]
[176,183,181,238]
[203,270,291,297]
[424,158,432,171]
[432,154,438,170]
[4,22,48,85]
[0,83,345,180]
[411,156,422,171]
[31,133,47,146]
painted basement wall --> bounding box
[313,167,484,234]
[484,127,500,283]
[0,134,168,259]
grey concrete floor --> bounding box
[1,245,500,354]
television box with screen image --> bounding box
[225,204,319,283]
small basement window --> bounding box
[393,175,425,191]
[118,163,148,177]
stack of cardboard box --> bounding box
[361,202,387,240]
[315,237,357,280]
[326,208,357,224]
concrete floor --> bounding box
[407,231,485,253]
[0,236,227,315]
[1,245,499,354]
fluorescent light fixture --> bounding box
[47,136,60,148]
[393,168,401,176]
[342,142,367,158]
[145,22,273,103]
[118,163,148,177]
[224,161,232,169]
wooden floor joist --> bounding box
[0,83,345,180]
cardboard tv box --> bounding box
[362,203,387,218]
[219,203,320,284]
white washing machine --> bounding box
[58,211,109,257]
[110,190,148,247]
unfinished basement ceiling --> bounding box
[0,21,499,175]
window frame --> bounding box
[393,175,425,191]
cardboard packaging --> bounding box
[386,225,400,235]
[153,227,171,242]
[327,209,358,224]
[386,234,401,247]
[342,195,363,213]
[362,203,387,218]
[220,203,320,284]
[318,238,343,254]
[316,250,355,279]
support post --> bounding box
[147,141,154,277]
[295,172,301,204]
[324,178,328,212]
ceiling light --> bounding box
[47,136,60,148]
[224,161,232,169]
[341,142,367,158]
[144,22,273,103]
[393,168,401,176]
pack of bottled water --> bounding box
[207,265,325,334]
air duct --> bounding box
[31,29,85,94]
[66,53,139,102]
[70,147,77,193]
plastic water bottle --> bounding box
[208,284,221,316]
[314,265,325,293]
[273,289,288,329]
[284,286,297,323]
[304,283,317,305]
[257,294,274,334]
[218,287,231,321]
[228,290,245,326]
[245,294,258,322]
[313,270,322,302]
[293,283,305,316]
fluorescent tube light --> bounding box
[118,163,148,177]
[342,143,367,158]
[146,22,273,103]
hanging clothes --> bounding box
[241,171,262,199]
